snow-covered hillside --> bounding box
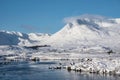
[0,15,120,51]
[28,33,50,43]
[1,15,120,49]
[0,30,50,46]
[44,15,120,51]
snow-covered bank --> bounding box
[67,57,120,74]
[0,45,120,75]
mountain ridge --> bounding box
[0,15,120,50]
[44,15,120,50]
[0,30,50,46]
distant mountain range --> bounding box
[0,30,50,46]
[0,15,120,51]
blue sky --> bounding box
[0,0,120,33]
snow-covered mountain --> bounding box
[0,30,50,46]
[0,15,120,51]
[45,15,120,51]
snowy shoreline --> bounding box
[1,46,120,75]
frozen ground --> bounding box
[0,45,120,75]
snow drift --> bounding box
[69,57,120,74]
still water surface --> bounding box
[0,61,120,80]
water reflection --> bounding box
[67,71,120,80]
[0,61,120,80]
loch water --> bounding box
[0,60,120,80]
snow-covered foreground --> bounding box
[0,45,120,75]
[69,57,120,74]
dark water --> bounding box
[0,61,120,80]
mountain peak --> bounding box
[44,15,120,47]
[64,14,117,27]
